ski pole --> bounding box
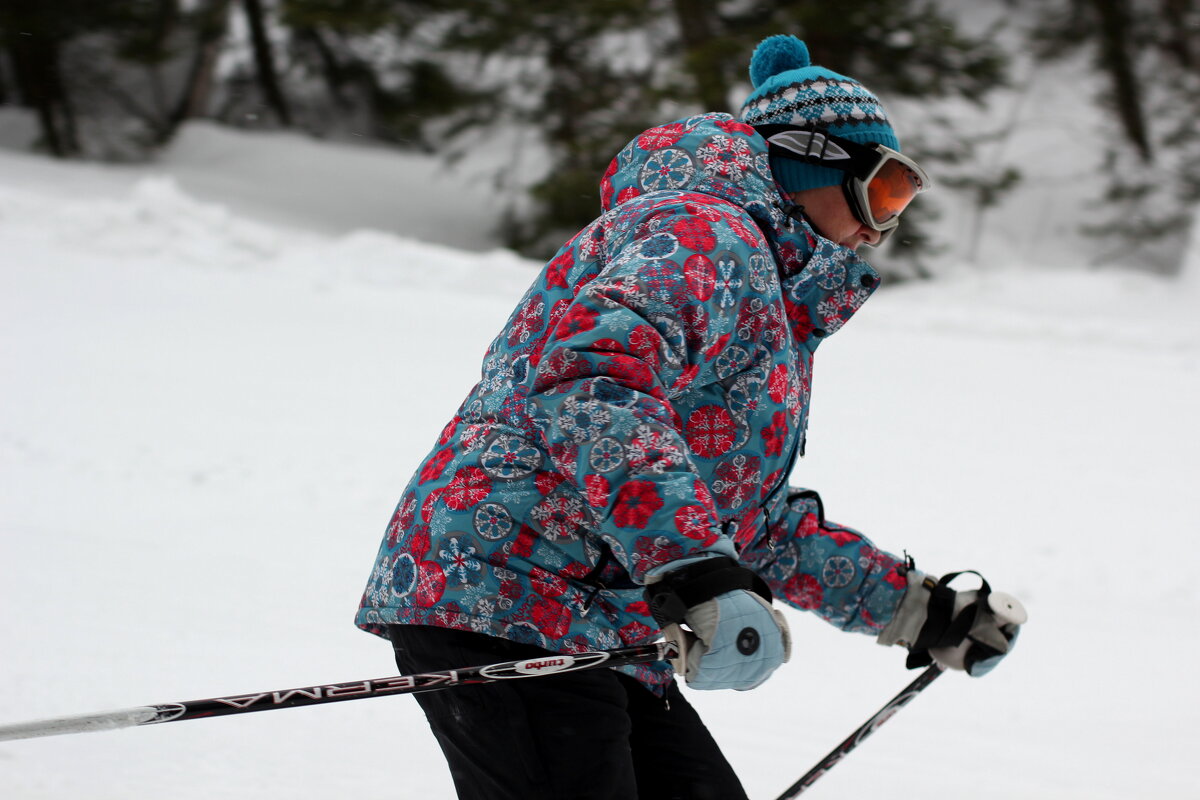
[775,664,944,799]
[0,640,677,742]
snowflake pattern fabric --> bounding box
[356,113,907,690]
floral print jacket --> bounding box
[356,113,909,689]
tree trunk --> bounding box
[0,47,10,105]
[297,25,351,109]
[169,0,231,134]
[240,0,291,125]
[1090,0,1153,162]
[4,24,79,156]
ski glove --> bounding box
[645,556,791,691]
[878,568,1027,677]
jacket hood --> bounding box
[600,112,881,341]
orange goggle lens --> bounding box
[866,159,924,226]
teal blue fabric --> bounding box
[356,113,910,690]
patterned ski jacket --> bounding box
[356,113,909,689]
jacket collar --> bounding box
[601,113,881,347]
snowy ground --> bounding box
[2,125,1199,799]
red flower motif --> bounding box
[508,294,546,346]
[555,304,598,339]
[761,468,782,499]
[530,566,567,598]
[685,405,737,458]
[547,441,579,476]
[787,303,816,341]
[437,416,460,446]
[534,348,588,390]
[525,595,572,639]
[628,325,662,369]
[683,200,725,221]
[625,599,651,616]
[675,504,714,540]
[580,225,605,261]
[638,123,685,150]
[613,480,664,529]
[725,213,763,249]
[535,471,566,496]
[584,473,610,508]
[592,337,628,355]
[683,253,716,302]
[512,525,537,558]
[419,448,454,484]
[670,363,701,395]
[761,411,789,457]
[600,159,621,208]
[387,494,417,547]
[616,186,641,205]
[442,466,492,511]
[421,490,441,523]
[620,620,657,643]
[414,560,446,608]
[704,332,731,362]
[768,364,789,404]
[883,565,908,590]
[409,524,432,559]
[825,527,862,547]
[604,355,659,396]
[634,534,684,567]
[546,251,574,289]
[560,562,591,580]
[672,217,716,252]
[716,118,756,137]
[785,574,823,610]
[713,455,761,509]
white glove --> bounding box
[878,569,1026,676]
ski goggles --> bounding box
[755,124,930,240]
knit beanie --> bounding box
[738,35,900,195]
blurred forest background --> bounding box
[1,0,1198,277]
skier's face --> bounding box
[788,186,882,250]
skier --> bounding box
[356,34,1023,800]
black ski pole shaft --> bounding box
[775,664,944,799]
[0,641,677,742]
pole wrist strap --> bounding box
[644,556,773,628]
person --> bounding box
[355,34,1024,800]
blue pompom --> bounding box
[749,35,811,88]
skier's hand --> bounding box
[878,569,1026,677]
[645,556,790,690]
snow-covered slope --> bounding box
[1,132,1198,799]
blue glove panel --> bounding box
[686,590,789,691]
[967,627,1020,677]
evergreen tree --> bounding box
[0,0,235,158]
[1023,0,1200,273]
[321,2,1012,271]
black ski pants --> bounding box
[387,624,748,800]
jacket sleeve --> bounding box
[527,201,762,584]
[741,489,910,634]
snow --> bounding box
[1,121,1199,800]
